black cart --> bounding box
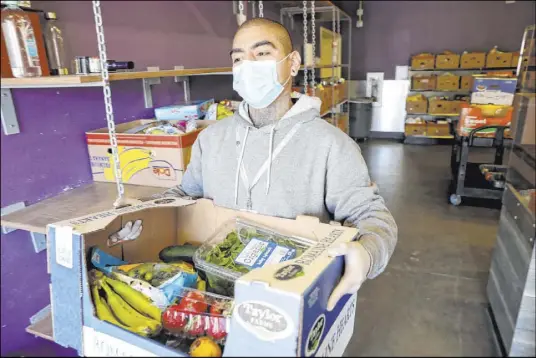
[449,125,511,206]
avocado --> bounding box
[158,243,199,264]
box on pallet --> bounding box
[86,120,212,188]
[411,75,436,91]
[485,51,513,68]
[435,52,460,69]
[155,100,214,121]
[404,123,426,136]
[436,74,460,91]
[411,53,435,70]
[46,198,359,357]
[458,104,513,137]
[406,94,428,114]
[470,76,517,106]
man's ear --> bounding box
[290,51,302,77]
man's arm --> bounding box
[154,135,205,200]
[325,134,398,279]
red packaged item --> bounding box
[162,288,233,343]
[457,104,513,138]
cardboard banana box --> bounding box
[45,198,359,357]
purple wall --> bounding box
[0,1,290,355]
[336,0,536,79]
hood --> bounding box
[236,94,322,133]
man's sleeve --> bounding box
[158,135,204,199]
[325,134,398,279]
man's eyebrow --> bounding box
[230,48,244,57]
[250,40,276,51]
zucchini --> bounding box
[158,243,199,264]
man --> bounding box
[123,18,397,311]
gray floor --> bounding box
[346,140,502,357]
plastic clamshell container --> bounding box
[161,287,233,343]
[193,218,314,297]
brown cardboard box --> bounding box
[511,52,520,68]
[460,52,486,69]
[426,123,451,137]
[411,54,435,70]
[406,97,428,114]
[436,54,460,69]
[449,100,467,114]
[436,75,460,91]
[486,52,513,68]
[460,75,474,90]
[86,119,213,188]
[412,75,437,91]
[405,123,426,136]
[429,99,455,114]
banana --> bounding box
[100,281,161,334]
[92,284,155,337]
[103,276,162,323]
[122,157,152,181]
[104,147,153,181]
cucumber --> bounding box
[158,244,199,264]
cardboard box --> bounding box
[46,198,359,356]
[429,99,456,115]
[435,54,460,69]
[458,104,513,137]
[155,100,214,121]
[511,52,520,68]
[426,123,451,137]
[86,120,212,188]
[436,75,460,91]
[335,113,349,135]
[405,123,426,136]
[460,75,474,90]
[412,75,436,91]
[470,77,517,106]
[486,52,513,68]
[449,100,466,114]
[411,54,435,70]
[460,52,486,69]
[406,97,428,114]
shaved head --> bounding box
[235,18,294,54]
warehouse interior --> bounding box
[0,1,535,357]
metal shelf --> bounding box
[409,67,517,74]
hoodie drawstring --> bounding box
[266,126,275,195]
[235,126,250,205]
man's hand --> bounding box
[326,239,372,311]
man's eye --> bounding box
[257,51,270,56]
[233,58,242,64]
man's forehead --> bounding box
[233,25,285,50]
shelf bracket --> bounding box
[141,66,161,108]
[174,65,190,103]
[30,232,47,253]
[1,201,26,234]
[1,88,21,135]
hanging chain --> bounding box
[238,0,244,15]
[302,1,308,94]
[310,1,316,97]
[258,0,263,17]
[331,6,336,119]
[92,1,124,201]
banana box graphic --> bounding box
[86,119,211,188]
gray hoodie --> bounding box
[162,95,397,278]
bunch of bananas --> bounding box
[103,147,154,182]
[91,270,162,337]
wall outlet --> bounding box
[366,72,384,107]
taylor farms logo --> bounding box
[306,314,326,356]
[235,301,294,341]
[274,264,304,280]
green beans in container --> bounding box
[193,218,314,296]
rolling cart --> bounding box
[449,125,511,206]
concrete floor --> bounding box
[346,140,502,357]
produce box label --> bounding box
[234,238,297,269]
[83,326,157,357]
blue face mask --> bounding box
[232,53,292,109]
